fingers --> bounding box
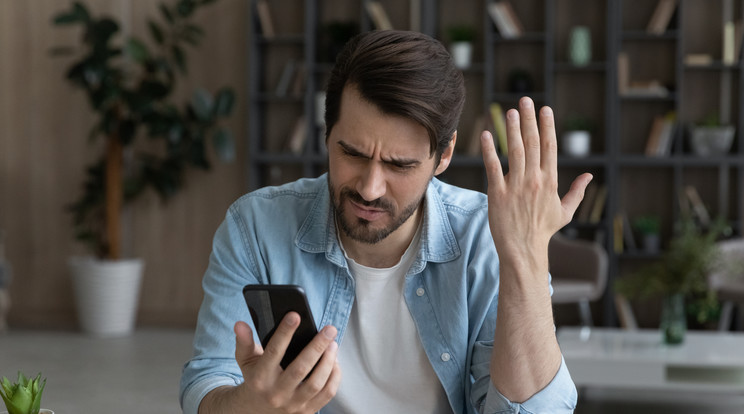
[279,325,338,389]
[480,130,504,189]
[562,173,594,221]
[235,321,263,370]
[296,339,340,403]
[538,106,558,173]
[517,97,541,173]
[505,107,525,175]
[261,312,301,368]
[306,360,342,410]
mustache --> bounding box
[340,188,394,212]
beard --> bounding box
[328,176,425,245]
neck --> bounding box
[339,205,422,268]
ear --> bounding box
[434,132,457,176]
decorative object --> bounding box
[446,24,476,69]
[561,116,594,157]
[51,0,235,336]
[0,372,49,414]
[568,26,592,66]
[507,68,533,93]
[615,216,730,344]
[689,112,735,156]
[632,215,661,254]
[659,293,686,344]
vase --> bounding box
[569,26,592,66]
[68,256,144,337]
[660,293,686,345]
[561,130,591,157]
[449,41,473,70]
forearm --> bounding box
[198,385,246,414]
[490,256,562,403]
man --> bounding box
[180,30,589,413]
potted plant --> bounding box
[561,116,594,157]
[51,0,235,336]
[445,24,477,69]
[632,214,661,253]
[688,112,735,156]
[615,216,729,344]
[0,372,50,414]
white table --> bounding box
[557,327,744,394]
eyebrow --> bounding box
[337,140,422,167]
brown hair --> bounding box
[324,30,466,161]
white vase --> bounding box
[69,256,144,337]
[450,41,473,70]
[689,125,735,156]
[561,130,591,157]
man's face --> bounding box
[327,86,453,245]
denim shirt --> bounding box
[179,174,577,414]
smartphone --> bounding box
[242,284,319,369]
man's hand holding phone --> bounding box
[231,313,341,413]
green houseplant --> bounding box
[689,112,735,157]
[0,372,48,414]
[632,214,661,253]
[445,23,477,70]
[561,115,594,157]
[51,0,235,336]
[615,216,729,344]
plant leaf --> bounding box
[148,20,165,45]
[213,87,235,116]
[159,4,175,24]
[213,128,235,162]
[191,89,213,121]
[171,45,186,74]
[125,38,150,63]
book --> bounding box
[617,52,630,94]
[589,184,607,224]
[366,1,393,30]
[644,115,665,156]
[613,213,624,254]
[466,114,488,156]
[621,212,637,252]
[274,59,297,97]
[487,2,520,39]
[255,0,275,38]
[286,116,307,154]
[684,53,713,66]
[499,1,524,36]
[646,0,678,35]
[654,112,676,156]
[489,103,508,155]
[685,185,711,227]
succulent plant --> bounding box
[0,372,46,414]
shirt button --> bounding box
[416,287,425,297]
[441,353,451,362]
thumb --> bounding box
[235,321,263,370]
[562,173,594,221]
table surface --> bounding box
[557,327,744,393]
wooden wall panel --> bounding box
[0,0,248,329]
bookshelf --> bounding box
[247,0,744,327]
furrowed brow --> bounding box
[337,140,422,167]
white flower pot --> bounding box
[69,256,144,337]
[450,41,473,70]
[689,125,735,156]
[561,130,591,157]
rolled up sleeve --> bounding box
[480,357,577,414]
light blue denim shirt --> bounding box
[180,174,577,414]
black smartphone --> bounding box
[242,284,319,369]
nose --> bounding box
[356,162,386,202]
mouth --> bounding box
[348,200,387,221]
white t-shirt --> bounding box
[324,224,451,413]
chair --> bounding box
[707,238,744,331]
[548,232,609,327]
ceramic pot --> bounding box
[569,26,592,66]
[561,130,591,157]
[69,256,144,337]
[450,41,473,70]
[689,125,735,156]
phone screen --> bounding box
[242,284,319,369]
